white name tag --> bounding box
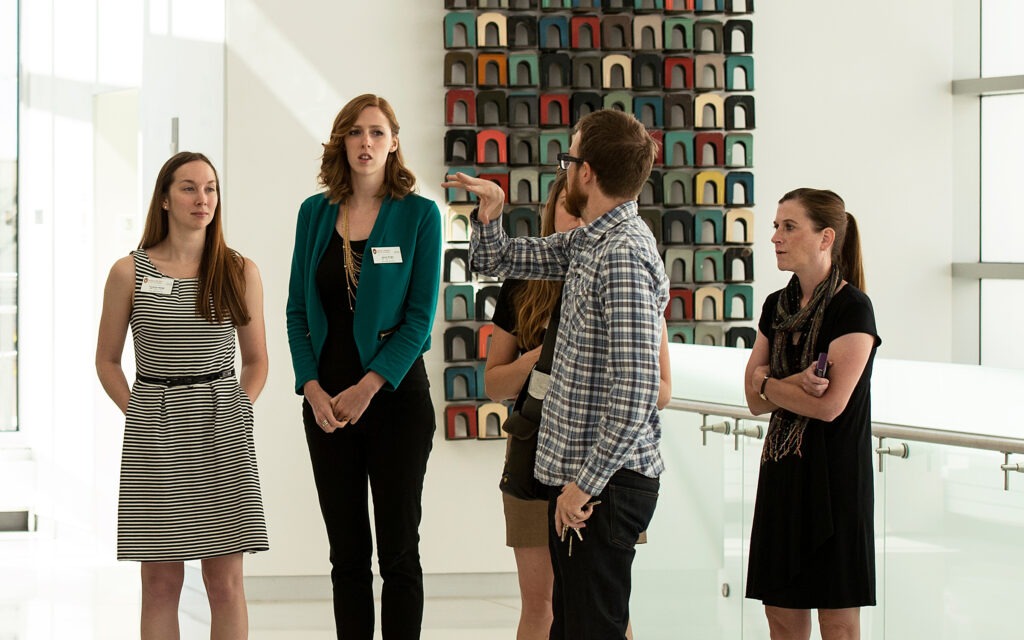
[527,370,551,401]
[140,276,174,294]
[371,246,403,264]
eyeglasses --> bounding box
[556,153,584,171]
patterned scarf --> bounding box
[761,265,842,463]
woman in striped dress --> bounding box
[96,151,269,639]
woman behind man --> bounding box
[96,151,269,638]
[286,94,441,640]
[743,188,880,640]
[484,171,672,640]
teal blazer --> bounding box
[286,192,442,393]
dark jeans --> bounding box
[303,388,435,640]
[547,469,659,640]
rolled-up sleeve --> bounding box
[470,213,575,281]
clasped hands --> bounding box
[305,380,376,434]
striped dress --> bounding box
[117,250,269,561]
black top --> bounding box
[492,278,557,356]
[316,230,428,395]
[745,283,882,609]
[492,278,528,352]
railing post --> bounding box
[875,437,909,472]
[699,414,730,446]
[732,419,763,451]
[1001,452,1024,491]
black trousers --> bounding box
[303,385,435,640]
[547,469,660,640]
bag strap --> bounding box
[533,292,562,376]
[516,293,562,424]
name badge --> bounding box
[371,246,403,264]
[140,276,174,294]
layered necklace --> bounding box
[340,204,364,311]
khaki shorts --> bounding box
[502,492,549,548]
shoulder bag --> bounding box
[498,294,562,501]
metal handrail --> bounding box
[666,398,1024,456]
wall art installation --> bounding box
[442,0,755,440]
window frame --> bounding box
[950,2,1024,365]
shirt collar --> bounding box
[580,200,638,243]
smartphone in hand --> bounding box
[814,352,829,378]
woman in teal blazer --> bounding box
[286,94,441,640]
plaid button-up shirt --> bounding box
[471,201,668,496]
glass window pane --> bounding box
[0,0,15,432]
[982,0,1024,76]
[980,94,1024,262]
[980,280,1024,369]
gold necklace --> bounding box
[341,204,363,311]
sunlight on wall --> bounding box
[170,0,224,43]
[149,0,168,35]
[98,0,142,87]
[52,0,95,83]
[228,0,342,140]
[14,0,225,550]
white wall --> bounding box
[754,5,957,362]
[223,0,962,581]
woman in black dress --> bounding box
[743,188,881,640]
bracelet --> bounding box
[758,374,770,401]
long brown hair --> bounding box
[779,188,866,291]
[513,171,567,350]
[319,94,416,204]
[139,151,250,326]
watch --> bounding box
[758,374,770,401]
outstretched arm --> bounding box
[442,172,505,224]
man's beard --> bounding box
[564,172,587,219]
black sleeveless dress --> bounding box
[746,284,881,608]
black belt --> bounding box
[136,368,234,388]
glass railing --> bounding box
[629,344,1024,639]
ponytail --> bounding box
[841,211,865,291]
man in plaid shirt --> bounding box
[446,109,669,639]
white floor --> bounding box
[0,533,520,640]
